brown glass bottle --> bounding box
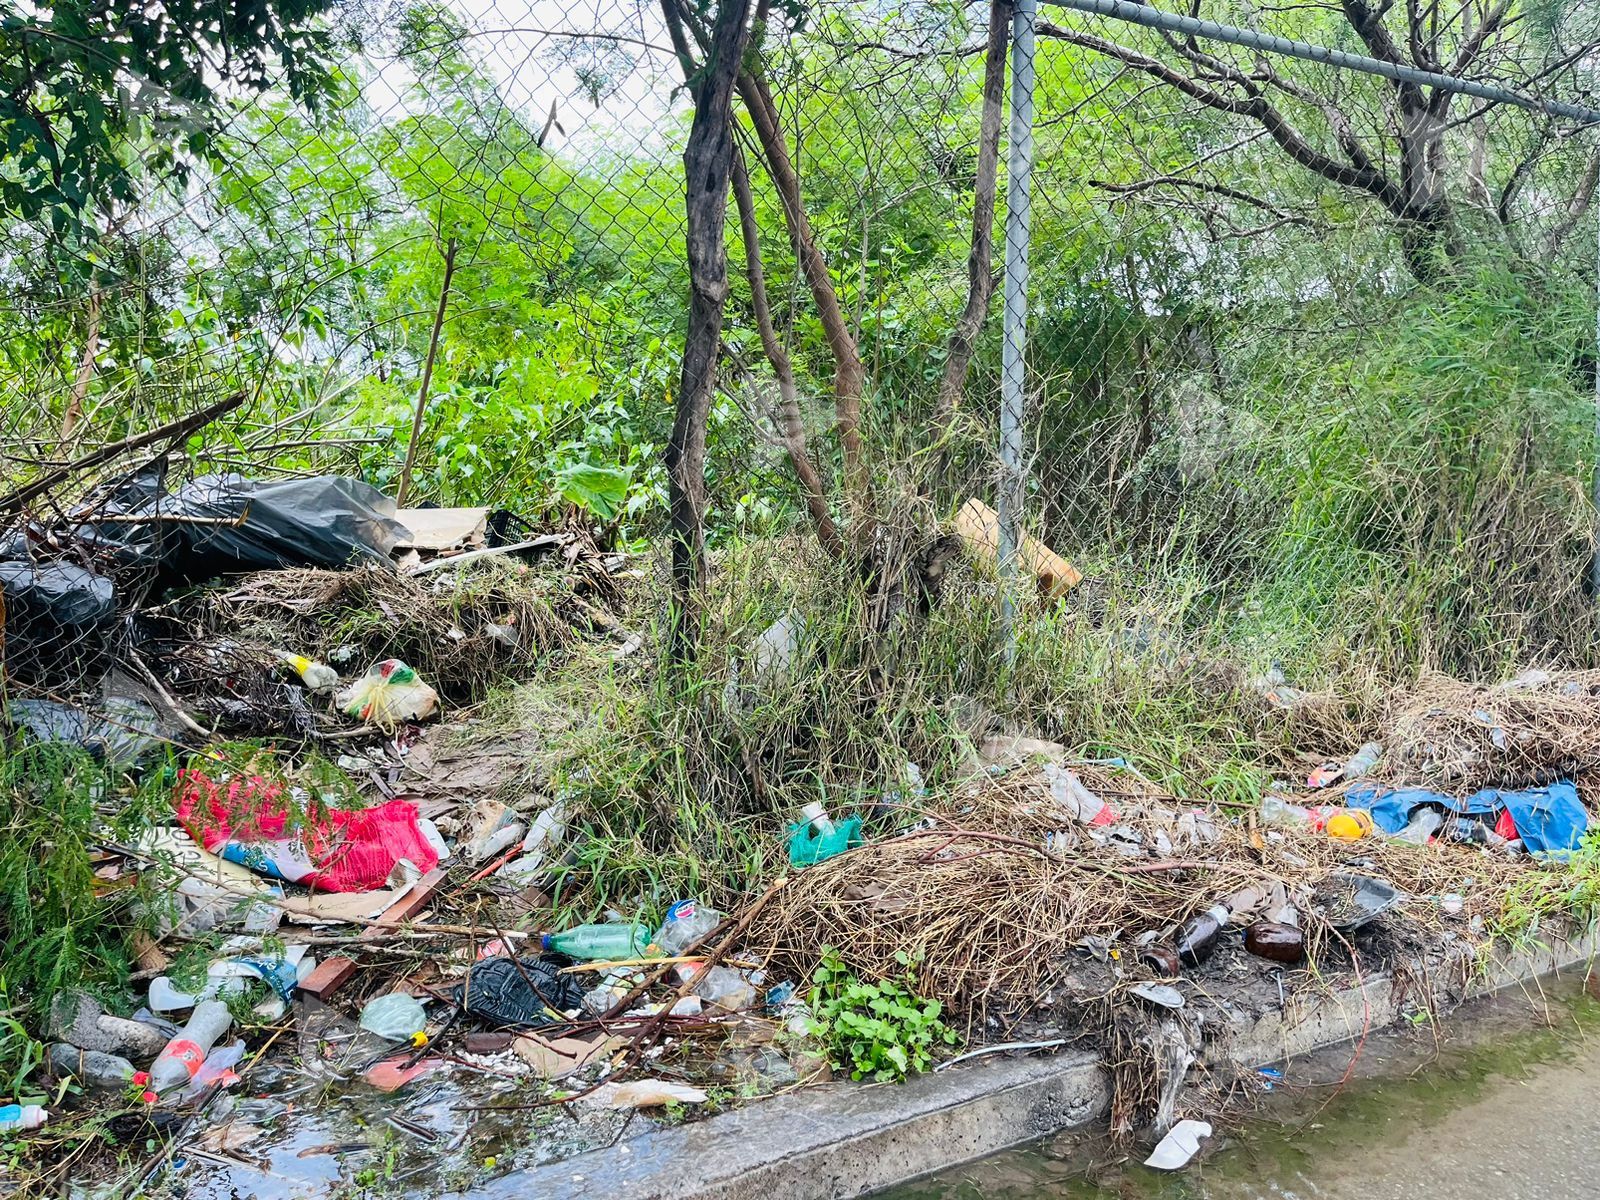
[1244,921,1305,963]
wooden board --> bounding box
[295,868,450,1000]
[952,497,1083,599]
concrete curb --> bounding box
[465,930,1598,1200]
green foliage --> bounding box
[555,461,634,522]
[806,947,958,1082]
[0,744,131,1017]
[1489,831,1600,949]
[0,748,178,1030]
[0,0,338,236]
[0,979,44,1100]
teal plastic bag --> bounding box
[787,816,863,868]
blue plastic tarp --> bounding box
[1346,781,1588,856]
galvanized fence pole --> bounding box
[1593,207,1600,602]
[998,0,1037,655]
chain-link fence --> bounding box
[3,0,1600,689]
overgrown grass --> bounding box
[517,531,1400,923]
[1488,831,1600,950]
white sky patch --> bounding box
[361,0,690,166]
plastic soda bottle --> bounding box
[655,899,723,956]
[541,923,653,961]
[0,1104,48,1132]
[149,1000,234,1094]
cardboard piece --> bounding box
[952,498,1083,599]
[513,1032,624,1080]
[394,507,489,552]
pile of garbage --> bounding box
[28,743,809,1187]
[44,792,801,1114]
[1,428,632,749]
[8,413,1600,1186]
[755,720,1590,1033]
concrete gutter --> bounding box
[464,929,1598,1200]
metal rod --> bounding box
[998,0,1036,653]
[1041,0,1600,125]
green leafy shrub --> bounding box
[806,948,958,1082]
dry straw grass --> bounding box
[201,559,613,699]
[1383,669,1600,791]
[752,760,1533,1033]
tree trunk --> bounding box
[932,0,1012,431]
[736,66,871,514]
[730,147,844,557]
[663,0,753,661]
[60,288,101,443]
[1396,97,1455,277]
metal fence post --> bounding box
[1592,205,1600,602]
[998,0,1036,654]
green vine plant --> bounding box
[806,948,959,1083]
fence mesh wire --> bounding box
[2,0,1600,692]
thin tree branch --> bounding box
[730,146,843,557]
[932,0,1012,429]
[396,236,458,507]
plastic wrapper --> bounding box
[174,767,440,893]
[337,659,439,730]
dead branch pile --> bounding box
[188,552,625,702]
[1383,670,1600,792]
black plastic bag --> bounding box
[0,558,118,678]
[140,474,409,581]
[85,467,409,583]
[452,956,586,1028]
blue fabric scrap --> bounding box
[1345,780,1588,855]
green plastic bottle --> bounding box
[541,923,653,961]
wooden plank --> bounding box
[371,868,448,928]
[952,497,1083,599]
[297,955,357,999]
[295,868,451,1000]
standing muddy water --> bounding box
[885,981,1600,1200]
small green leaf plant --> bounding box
[806,948,959,1083]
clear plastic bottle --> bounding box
[1260,795,1322,829]
[1392,808,1444,846]
[149,1000,233,1095]
[48,1044,134,1089]
[1342,742,1383,780]
[581,967,639,1015]
[799,801,835,838]
[1043,763,1114,826]
[655,899,723,956]
[673,963,756,1012]
[541,923,652,961]
[499,802,570,883]
[277,651,339,692]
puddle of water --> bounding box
[165,1000,634,1199]
[883,980,1600,1200]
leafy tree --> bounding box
[0,0,340,235]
